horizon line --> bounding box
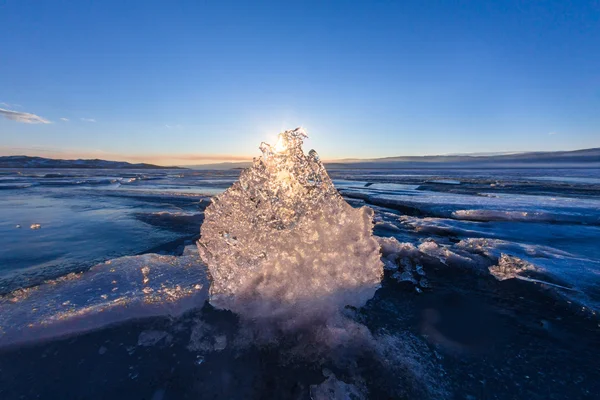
[1,146,599,167]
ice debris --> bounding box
[488,253,538,281]
[198,128,383,326]
[377,237,430,290]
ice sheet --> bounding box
[0,247,209,346]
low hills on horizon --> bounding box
[188,147,600,170]
[326,147,600,169]
[1,147,599,170]
[0,155,181,170]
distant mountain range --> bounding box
[2,148,599,170]
[325,147,600,169]
[188,147,600,169]
[0,156,183,169]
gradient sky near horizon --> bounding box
[1,1,599,165]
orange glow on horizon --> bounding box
[0,147,254,166]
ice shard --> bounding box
[0,249,209,346]
[198,128,383,326]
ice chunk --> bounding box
[198,128,383,326]
[377,236,418,258]
[489,253,538,281]
[377,238,431,287]
[377,237,420,273]
[418,239,488,269]
[393,270,418,284]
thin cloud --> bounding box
[0,102,21,108]
[165,124,182,129]
[60,118,70,122]
[548,132,558,135]
[0,108,51,124]
[80,118,96,122]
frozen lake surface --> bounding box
[0,166,599,399]
[2,167,598,310]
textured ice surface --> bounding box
[338,182,600,225]
[0,247,208,346]
[488,254,538,281]
[198,128,383,325]
[137,330,173,347]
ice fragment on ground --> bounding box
[376,237,432,288]
[488,253,538,281]
[392,270,418,284]
[377,237,420,270]
[418,239,488,269]
[198,128,383,326]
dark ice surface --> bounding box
[1,167,599,399]
[0,169,225,293]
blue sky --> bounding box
[1,0,599,165]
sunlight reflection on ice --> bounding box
[0,246,208,346]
